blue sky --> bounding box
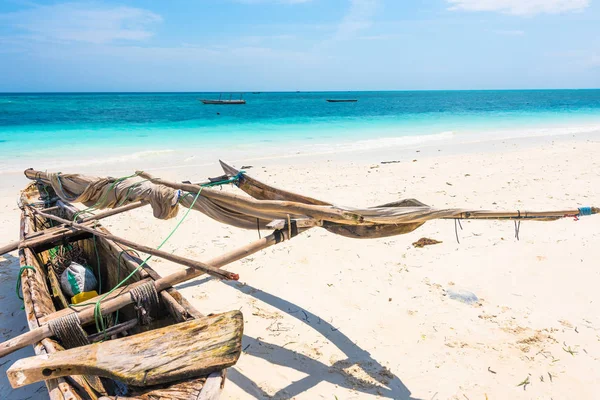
[0,0,598,91]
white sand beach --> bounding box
[1,132,599,400]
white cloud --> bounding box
[447,0,589,15]
[235,0,313,4]
[333,0,379,41]
[0,2,162,44]
[494,29,525,35]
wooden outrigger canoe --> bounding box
[1,163,597,399]
[12,182,243,399]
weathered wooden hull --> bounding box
[17,183,229,400]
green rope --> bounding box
[70,187,203,339]
[72,172,142,221]
[55,172,74,202]
[115,179,151,208]
[175,172,244,204]
[63,171,241,338]
[41,184,52,209]
[48,246,59,260]
[200,173,244,188]
[16,266,36,301]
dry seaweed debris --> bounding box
[412,238,442,248]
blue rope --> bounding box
[578,207,592,216]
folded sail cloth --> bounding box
[27,170,596,240]
[36,172,436,231]
[48,173,180,219]
[40,172,293,229]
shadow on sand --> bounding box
[1,250,419,399]
[179,278,420,399]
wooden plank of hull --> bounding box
[20,208,87,400]
[18,194,228,399]
[7,311,243,388]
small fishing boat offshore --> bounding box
[199,93,246,105]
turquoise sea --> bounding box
[1,90,600,172]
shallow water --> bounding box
[1,90,600,172]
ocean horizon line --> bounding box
[2,88,600,95]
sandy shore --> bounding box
[1,132,599,399]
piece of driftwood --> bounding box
[7,311,243,388]
[0,227,300,359]
[0,201,146,257]
[29,208,238,281]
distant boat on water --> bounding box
[326,99,358,103]
[199,93,246,105]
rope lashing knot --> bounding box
[233,171,246,187]
[48,313,90,348]
[172,189,182,207]
[130,282,160,326]
[201,171,246,188]
[578,207,593,217]
[16,266,36,301]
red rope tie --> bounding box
[564,214,579,221]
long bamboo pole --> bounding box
[219,160,599,222]
[0,202,147,257]
[29,208,238,281]
[79,201,147,222]
[137,171,598,225]
[443,209,599,220]
[0,229,297,359]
